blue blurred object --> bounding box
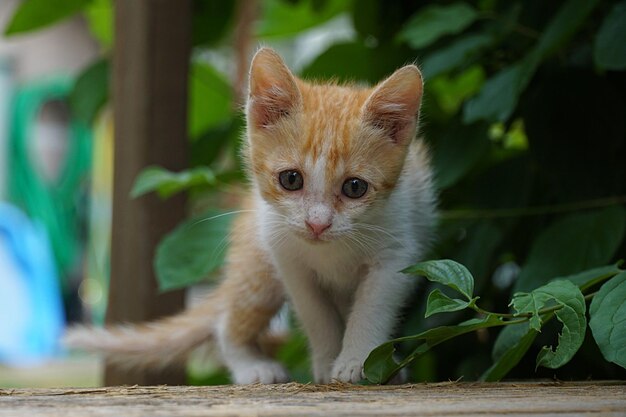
[0,202,65,366]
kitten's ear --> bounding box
[248,48,301,128]
[362,65,423,144]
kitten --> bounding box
[66,48,436,384]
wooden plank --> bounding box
[0,382,624,417]
[107,0,191,385]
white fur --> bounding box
[256,144,436,383]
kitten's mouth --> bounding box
[296,230,333,243]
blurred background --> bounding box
[0,0,624,387]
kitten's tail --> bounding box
[63,293,222,370]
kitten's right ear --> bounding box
[248,48,301,128]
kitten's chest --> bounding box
[282,236,367,291]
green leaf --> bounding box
[424,289,473,318]
[397,2,478,50]
[191,115,244,167]
[188,62,232,140]
[529,0,599,63]
[256,0,350,38]
[555,262,624,293]
[69,58,109,125]
[403,259,474,301]
[155,210,233,292]
[481,326,538,382]
[192,0,236,46]
[362,342,399,384]
[463,0,599,123]
[364,315,503,383]
[131,166,217,199]
[4,0,91,36]
[533,280,586,369]
[431,116,489,189]
[429,66,485,115]
[514,206,626,293]
[589,271,626,369]
[510,291,552,331]
[492,321,531,362]
[301,42,410,85]
[463,63,525,124]
[594,1,626,70]
[421,34,493,80]
[84,0,113,48]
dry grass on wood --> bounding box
[1,381,625,417]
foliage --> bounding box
[5,0,625,382]
[364,259,625,383]
[155,210,234,292]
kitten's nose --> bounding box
[305,221,331,237]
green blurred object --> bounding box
[8,77,92,293]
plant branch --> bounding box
[440,196,626,221]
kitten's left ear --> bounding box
[362,65,423,144]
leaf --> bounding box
[463,63,526,124]
[403,259,474,301]
[481,326,538,382]
[529,0,599,63]
[188,62,232,140]
[4,0,91,36]
[155,210,233,292]
[301,42,410,85]
[364,315,503,383]
[492,321,531,362]
[594,1,626,70]
[362,343,399,384]
[191,115,245,167]
[192,0,236,46]
[463,0,599,123]
[514,206,626,293]
[131,166,217,199]
[84,0,113,48]
[421,34,493,80]
[510,292,552,331]
[555,262,624,293]
[429,66,485,115]
[533,280,586,369]
[430,117,489,191]
[589,271,626,369]
[69,58,110,125]
[256,0,350,38]
[397,2,478,50]
[424,289,473,318]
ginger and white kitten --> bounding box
[66,48,436,384]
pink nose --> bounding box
[305,221,331,237]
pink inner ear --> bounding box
[248,49,300,129]
[364,66,423,144]
[249,86,296,128]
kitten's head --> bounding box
[245,48,423,243]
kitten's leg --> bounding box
[215,212,289,384]
[278,262,344,383]
[331,261,414,383]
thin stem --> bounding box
[584,292,597,302]
[470,301,564,320]
[440,196,626,221]
[479,11,541,40]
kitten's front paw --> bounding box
[331,357,364,383]
[231,361,290,384]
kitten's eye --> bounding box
[342,178,368,199]
[279,170,304,191]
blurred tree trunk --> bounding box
[105,0,191,386]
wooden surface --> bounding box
[107,0,191,385]
[0,382,624,417]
